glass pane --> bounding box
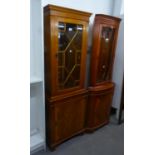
[57,22,83,90]
[96,27,115,83]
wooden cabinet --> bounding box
[46,91,88,148]
[87,15,121,131]
[87,83,114,131]
[44,5,91,97]
[44,6,121,149]
[90,14,121,86]
[44,5,91,149]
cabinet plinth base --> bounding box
[86,120,109,133]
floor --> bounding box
[33,116,124,155]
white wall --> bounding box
[112,0,124,112]
[31,0,43,79]
[42,0,114,20]
[113,0,124,16]
[112,16,124,109]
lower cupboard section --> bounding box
[46,85,114,149]
[46,92,88,149]
[86,87,114,131]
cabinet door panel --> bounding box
[53,97,87,142]
[55,19,86,93]
[94,93,113,126]
[96,26,115,83]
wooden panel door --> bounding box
[86,84,114,131]
[93,93,113,126]
[47,96,87,147]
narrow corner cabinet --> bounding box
[44,5,92,149]
[86,14,121,131]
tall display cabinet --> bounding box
[87,14,121,131]
[44,5,91,149]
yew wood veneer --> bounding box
[44,5,91,149]
[86,14,121,131]
[44,5,121,150]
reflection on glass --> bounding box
[96,27,115,83]
[57,22,83,89]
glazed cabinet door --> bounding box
[51,17,88,95]
[90,17,120,86]
[96,25,116,83]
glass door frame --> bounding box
[95,23,118,86]
[52,17,88,95]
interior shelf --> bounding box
[30,131,44,152]
[30,77,43,84]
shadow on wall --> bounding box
[85,23,93,88]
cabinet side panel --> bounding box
[44,14,52,95]
[46,103,55,148]
[90,23,100,85]
[80,22,89,88]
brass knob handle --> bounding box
[102,65,106,69]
